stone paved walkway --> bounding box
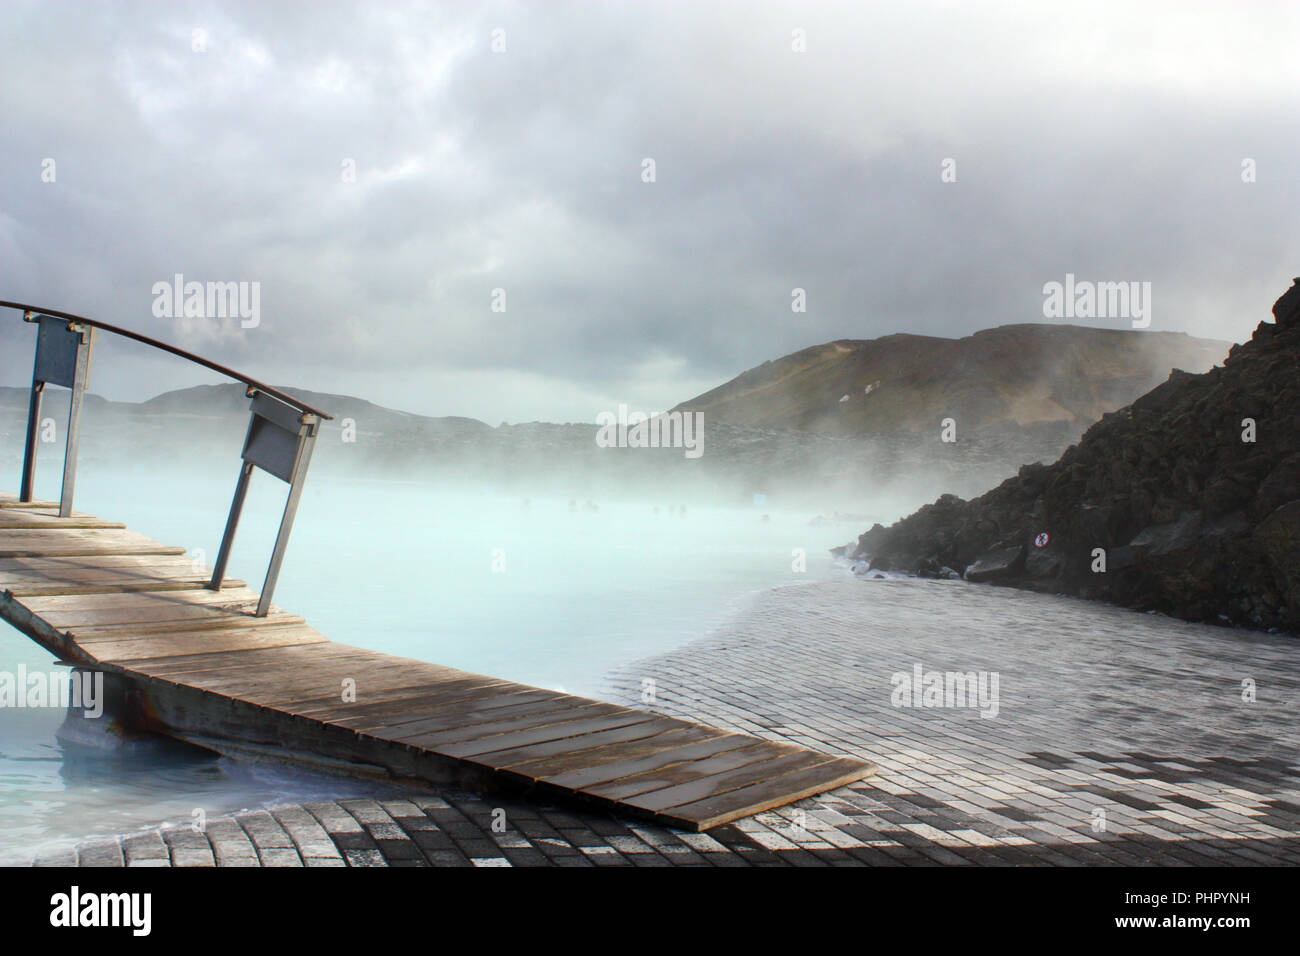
[34,577,1300,866]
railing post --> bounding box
[255,423,317,617]
[58,324,94,517]
[209,460,254,592]
[19,379,43,503]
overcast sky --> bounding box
[1,1,1297,424]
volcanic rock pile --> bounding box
[847,279,1300,634]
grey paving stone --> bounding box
[75,840,124,867]
[122,831,169,863]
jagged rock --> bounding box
[1025,547,1063,578]
[1107,545,1137,571]
[851,278,1300,634]
[1257,453,1300,516]
[1255,500,1300,611]
[1273,278,1300,327]
[964,546,1025,582]
[1129,511,1203,557]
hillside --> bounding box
[846,281,1300,633]
[673,325,1228,436]
[3,323,1235,513]
[0,384,1079,511]
[135,384,491,437]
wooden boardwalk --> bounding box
[0,491,873,831]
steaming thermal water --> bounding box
[0,466,872,862]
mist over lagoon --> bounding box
[0,455,879,860]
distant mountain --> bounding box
[673,324,1229,437]
[136,383,491,437]
[0,382,494,480]
[0,325,1238,512]
[0,381,490,434]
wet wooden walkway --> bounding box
[0,490,872,831]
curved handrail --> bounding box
[0,299,333,420]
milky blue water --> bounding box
[0,465,874,862]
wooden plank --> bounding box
[0,542,186,558]
[660,757,873,830]
[620,750,834,814]
[360,693,598,741]
[132,650,469,711]
[0,555,226,594]
[2,567,234,587]
[19,587,284,632]
[274,674,514,719]
[531,732,762,792]
[386,699,620,748]
[0,554,206,572]
[5,528,167,547]
[582,742,795,801]
[305,682,548,728]
[0,511,125,530]
[126,639,374,671]
[95,623,326,659]
[86,626,328,663]
[287,673,513,717]
[1,565,245,597]
[499,724,726,777]
[126,641,382,678]
[136,643,422,684]
[22,586,263,612]
[457,716,691,768]
[0,493,58,509]
[4,578,244,598]
[40,601,273,631]
[433,711,664,759]
[69,612,305,639]
[0,528,183,559]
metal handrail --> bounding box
[4,299,333,616]
[0,300,333,420]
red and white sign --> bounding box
[1034,532,1051,548]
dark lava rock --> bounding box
[1255,501,1300,614]
[1273,277,1300,327]
[965,546,1025,582]
[850,279,1300,634]
[1130,511,1203,557]
[1025,547,1064,578]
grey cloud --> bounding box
[1,0,1297,425]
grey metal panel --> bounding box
[249,391,305,433]
[33,315,81,388]
[242,415,299,483]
